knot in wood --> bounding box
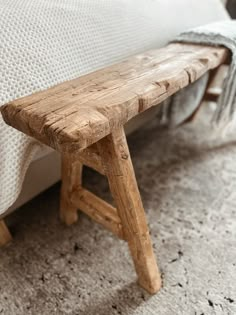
[118,143,129,160]
[121,152,128,160]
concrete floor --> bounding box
[0,105,236,315]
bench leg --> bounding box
[97,127,161,294]
[0,220,12,247]
[182,67,222,124]
[60,155,83,225]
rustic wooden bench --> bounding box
[0,43,229,293]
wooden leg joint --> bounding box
[60,128,161,294]
[71,188,124,239]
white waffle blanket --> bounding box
[0,0,229,215]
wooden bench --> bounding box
[1,43,229,294]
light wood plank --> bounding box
[1,44,229,153]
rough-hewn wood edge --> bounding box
[0,44,229,154]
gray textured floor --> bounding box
[0,106,236,315]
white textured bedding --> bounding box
[0,0,229,215]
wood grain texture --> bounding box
[71,188,124,239]
[0,220,12,247]
[60,155,82,225]
[97,127,161,294]
[1,43,228,153]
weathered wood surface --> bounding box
[74,144,104,175]
[60,155,82,225]
[0,220,12,247]
[1,43,228,153]
[97,127,161,294]
[71,187,124,239]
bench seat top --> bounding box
[1,43,228,153]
